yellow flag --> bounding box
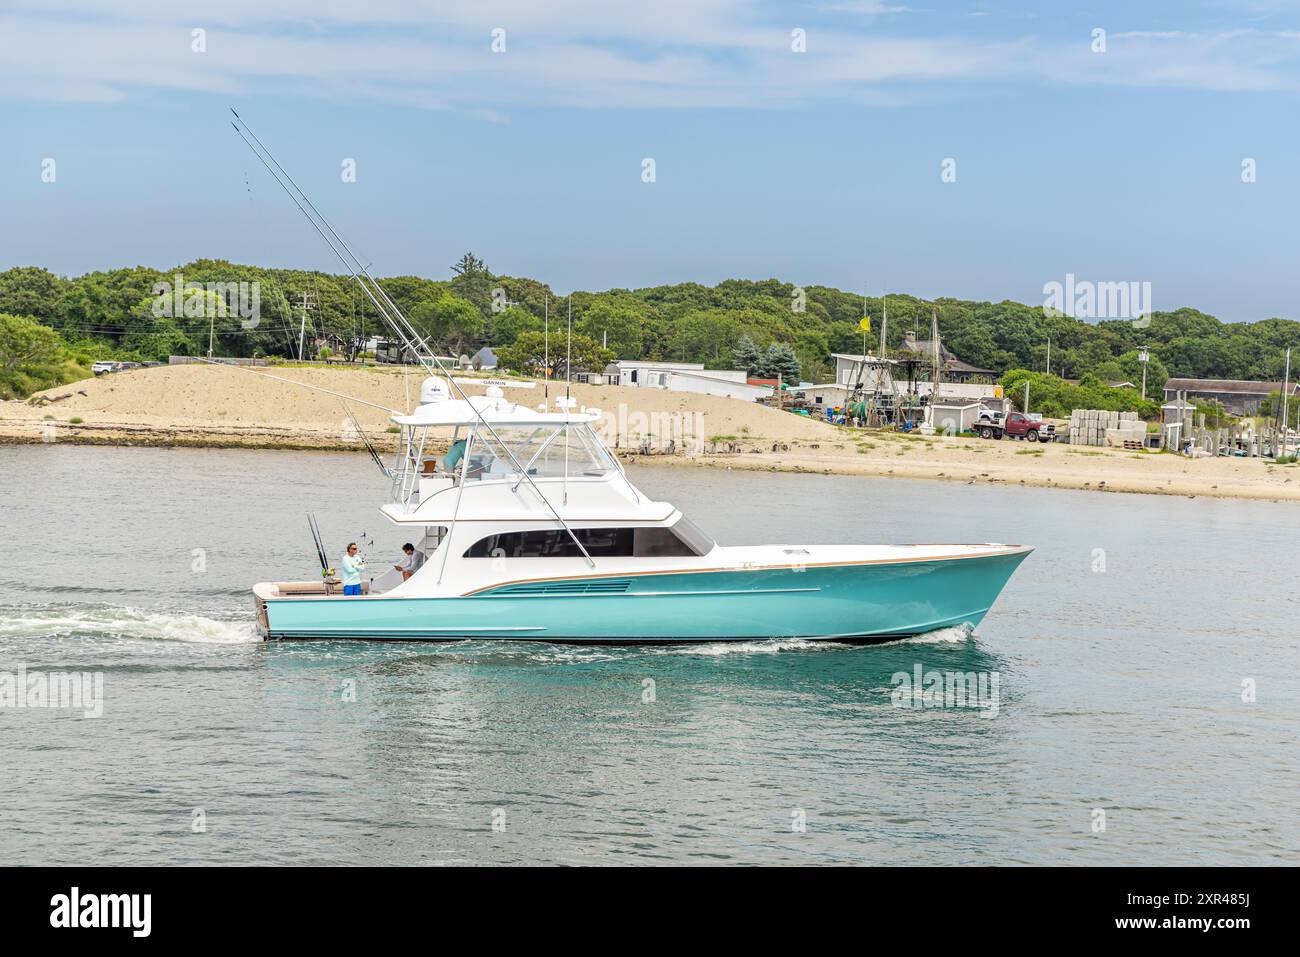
[858,317,871,332]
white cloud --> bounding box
[2,4,1300,110]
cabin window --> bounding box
[465,525,701,559]
[473,424,616,479]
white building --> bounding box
[801,383,853,409]
[614,360,715,387]
[610,360,769,400]
[933,381,999,403]
[663,370,773,401]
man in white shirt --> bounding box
[341,542,365,596]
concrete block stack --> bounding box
[1066,408,1149,444]
[1069,409,1146,447]
[1106,411,1147,448]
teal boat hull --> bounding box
[258,549,1031,642]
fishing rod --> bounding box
[307,513,329,575]
[230,110,595,567]
[564,295,572,505]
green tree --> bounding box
[491,304,543,346]
[671,309,738,365]
[0,267,65,322]
[764,343,801,385]
[497,331,614,379]
[449,252,494,318]
[576,303,644,359]
[409,294,484,356]
[731,336,763,374]
[0,312,61,373]
[0,313,89,399]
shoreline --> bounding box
[4,364,1297,505]
[5,416,1298,503]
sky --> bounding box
[2,0,1300,322]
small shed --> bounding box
[928,400,982,435]
[1161,398,1194,425]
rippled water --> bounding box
[0,444,1296,865]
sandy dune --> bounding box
[2,364,1297,503]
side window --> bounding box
[465,528,633,558]
[465,526,699,558]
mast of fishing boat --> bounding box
[862,292,868,360]
[880,291,888,359]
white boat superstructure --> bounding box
[252,376,1031,642]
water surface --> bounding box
[0,445,1295,865]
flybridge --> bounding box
[231,110,605,565]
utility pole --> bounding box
[207,312,215,358]
[1046,337,1051,376]
[1281,346,1292,457]
[931,308,941,401]
[1024,379,1030,415]
[297,291,315,361]
[1139,347,1150,400]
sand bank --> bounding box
[2,364,1297,503]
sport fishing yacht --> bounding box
[252,378,1031,642]
[232,109,1031,643]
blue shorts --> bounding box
[343,583,361,596]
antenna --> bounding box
[230,110,596,567]
[931,307,941,401]
[880,289,888,358]
[564,295,573,504]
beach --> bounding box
[2,363,1296,503]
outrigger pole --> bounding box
[230,111,594,567]
[564,295,572,505]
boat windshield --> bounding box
[472,423,617,480]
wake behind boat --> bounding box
[252,378,1031,643]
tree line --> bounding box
[2,256,1298,406]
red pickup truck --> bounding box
[974,409,1055,442]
